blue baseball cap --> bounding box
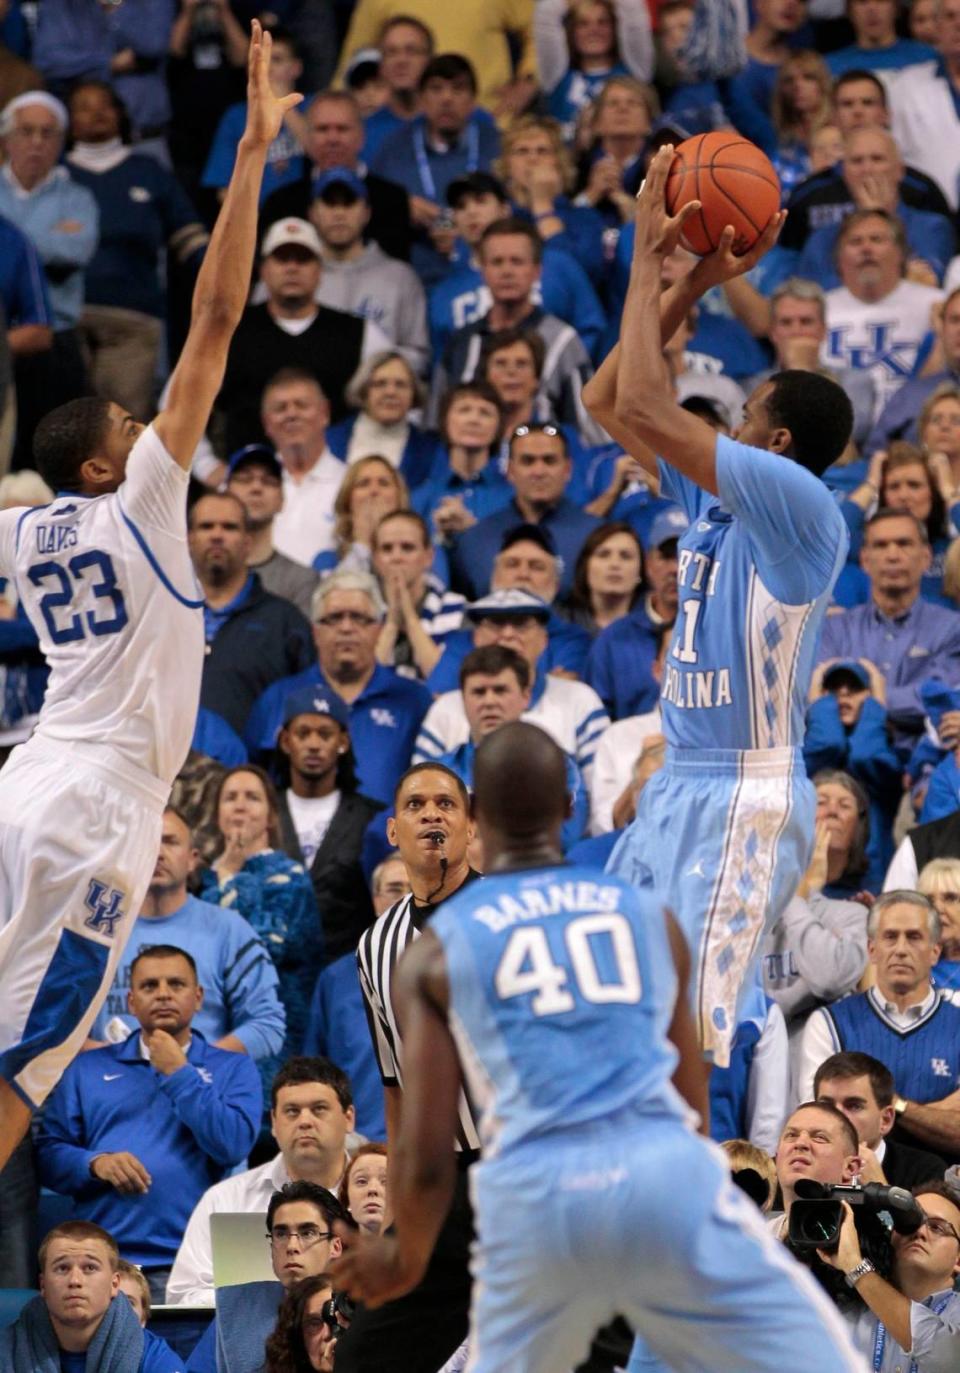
[227,444,282,481]
[282,686,350,730]
[644,506,689,552]
[313,168,368,202]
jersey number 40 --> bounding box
[28,552,128,644]
[494,913,642,1017]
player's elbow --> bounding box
[192,292,240,339]
[613,393,655,437]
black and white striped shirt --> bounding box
[357,877,482,1153]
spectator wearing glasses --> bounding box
[817,1182,960,1371]
[168,1057,355,1308]
[447,420,599,600]
[184,1181,348,1373]
[917,859,960,995]
[264,1273,337,1373]
[326,351,438,489]
[246,570,432,807]
[361,16,434,161]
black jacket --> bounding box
[909,809,960,875]
[260,169,411,263]
[882,1136,946,1191]
[199,575,314,737]
[278,788,384,963]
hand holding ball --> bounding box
[664,132,781,257]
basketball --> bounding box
[664,132,781,257]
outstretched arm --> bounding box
[154,23,301,470]
[591,147,783,496]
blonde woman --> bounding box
[917,858,960,992]
[770,50,833,198]
[314,454,409,575]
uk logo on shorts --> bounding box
[83,879,126,938]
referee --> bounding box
[336,762,481,1373]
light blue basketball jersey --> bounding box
[658,435,848,752]
[430,864,687,1157]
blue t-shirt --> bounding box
[547,64,629,140]
[826,38,938,77]
[202,98,314,201]
[431,864,686,1155]
[658,435,848,751]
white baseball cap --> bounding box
[261,217,323,259]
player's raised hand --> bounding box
[632,145,701,260]
[242,20,302,152]
[692,210,786,290]
[329,1221,422,1308]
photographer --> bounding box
[768,1101,863,1240]
[817,1183,960,1372]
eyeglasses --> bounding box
[315,612,378,628]
[921,1215,960,1243]
[511,423,559,440]
[267,1224,333,1248]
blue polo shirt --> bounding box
[245,663,432,804]
[448,498,600,600]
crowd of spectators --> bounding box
[5,0,960,1370]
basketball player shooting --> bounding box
[583,145,855,1068]
[0,23,300,1172]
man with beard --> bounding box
[188,491,314,741]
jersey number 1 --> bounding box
[28,552,129,644]
[494,913,642,1017]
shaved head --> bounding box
[474,722,568,840]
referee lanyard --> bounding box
[872,1293,954,1372]
[414,122,479,203]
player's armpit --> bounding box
[664,912,711,1133]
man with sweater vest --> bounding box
[36,946,262,1302]
[798,892,960,1163]
[92,808,286,1061]
[215,216,388,452]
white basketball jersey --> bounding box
[0,425,204,786]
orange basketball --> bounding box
[664,132,781,257]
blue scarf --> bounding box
[0,1293,144,1373]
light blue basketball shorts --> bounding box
[466,1119,864,1373]
[607,745,814,1066]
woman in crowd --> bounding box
[497,115,606,285]
[315,455,409,575]
[810,770,877,900]
[326,351,438,489]
[575,76,657,232]
[769,50,833,198]
[413,381,510,546]
[66,80,208,420]
[265,1275,337,1373]
[917,858,960,992]
[543,0,631,141]
[338,1142,389,1235]
[200,764,321,1073]
[920,381,960,493]
[562,521,643,636]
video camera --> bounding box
[786,1180,925,1304]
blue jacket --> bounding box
[246,663,432,805]
[921,752,960,825]
[0,213,52,329]
[585,604,664,721]
[36,1032,262,1267]
[0,168,99,330]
